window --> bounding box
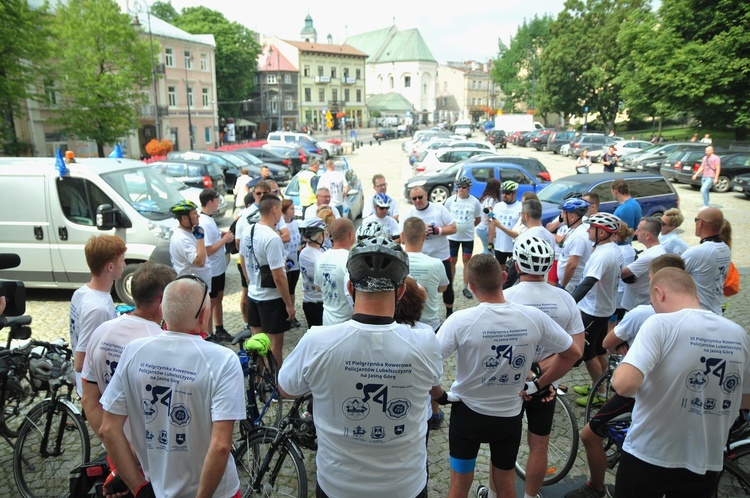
[331,67,337,78]
[57,177,111,226]
[356,89,362,102]
[500,168,531,185]
[285,95,293,110]
[184,50,193,69]
[355,69,361,79]
[202,88,209,107]
[470,167,493,183]
[390,76,394,89]
[318,66,324,77]
[304,88,312,102]
[303,65,310,77]
[444,82,448,90]
[343,68,349,77]
[344,89,350,102]
[472,98,476,105]
[267,74,277,84]
[187,87,194,106]
[43,79,58,106]
[318,89,325,102]
[478,98,482,106]
[200,53,208,71]
[472,81,476,89]
[404,76,411,88]
[589,182,616,203]
[332,89,338,102]
[284,74,291,84]
[165,48,174,67]
[478,81,482,90]
[423,83,427,95]
[442,98,447,106]
[168,86,177,106]
[204,126,211,143]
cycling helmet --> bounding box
[170,200,198,218]
[347,236,409,292]
[563,191,584,200]
[373,193,393,209]
[587,212,621,234]
[456,176,472,187]
[560,198,590,217]
[501,180,518,192]
[356,220,390,241]
[299,217,327,240]
[29,340,70,390]
[513,236,554,275]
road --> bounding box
[5,129,749,497]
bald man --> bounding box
[681,207,730,314]
[612,267,750,498]
[314,218,355,325]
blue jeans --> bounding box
[701,177,713,206]
[476,227,491,254]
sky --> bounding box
[132,0,569,64]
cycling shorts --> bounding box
[449,239,475,257]
[494,250,513,266]
[522,394,557,437]
[581,311,609,361]
[247,297,290,334]
[209,273,226,299]
[589,393,635,438]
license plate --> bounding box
[734,186,744,192]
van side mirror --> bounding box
[96,204,131,230]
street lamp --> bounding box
[184,47,194,149]
[127,0,161,140]
[268,45,282,131]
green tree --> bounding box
[51,0,152,157]
[150,0,179,24]
[491,15,552,113]
[168,6,261,121]
[0,0,53,153]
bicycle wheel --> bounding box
[253,351,282,427]
[234,429,307,498]
[716,444,750,497]
[584,370,614,424]
[0,375,34,437]
[13,399,91,498]
[515,395,580,486]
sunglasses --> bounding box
[254,191,266,196]
[376,205,389,210]
[374,183,387,188]
[175,274,208,319]
[502,191,516,195]
[694,218,705,223]
[457,185,469,189]
[411,195,424,201]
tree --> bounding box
[150,0,179,24]
[51,0,153,157]
[491,15,552,113]
[0,0,53,153]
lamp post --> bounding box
[127,0,161,140]
[184,47,194,149]
[268,46,282,132]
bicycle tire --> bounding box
[0,377,32,437]
[584,370,621,460]
[716,444,750,497]
[234,429,308,498]
[13,399,91,498]
[253,351,282,427]
[515,395,579,486]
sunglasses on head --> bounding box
[411,195,424,201]
[175,274,208,319]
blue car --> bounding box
[536,172,680,226]
[283,159,364,220]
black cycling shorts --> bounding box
[238,261,248,288]
[581,311,610,361]
[494,250,513,266]
[522,394,557,437]
[209,273,226,299]
[247,297,290,334]
[589,393,635,438]
[449,239,475,257]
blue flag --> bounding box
[343,157,350,170]
[108,144,123,158]
[55,148,69,177]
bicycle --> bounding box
[232,329,283,430]
[0,314,36,438]
[12,337,90,498]
[233,392,317,498]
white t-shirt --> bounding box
[437,302,573,417]
[283,219,301,270]
[615,244,637,308]
[476,197,497,231]
[278,320,443,498]
[514,226,557,260]
[304,203,341,220]
[445,195,483,242]
[170,227,212,292]
[658,231,690,256]
[621,244,666,311]
[314,248,353,325]
[100,331,245,498]
[363,194,399,219]
[400,203,455,261]
[491,201,523,253]
[622,310,750,474]
[682,240,731,315]
[578,242,622,317]
[556,223,592,292]
[362,214,401,239]
[504,281,584,362]
[240,222,286,301]
[407,252,450,331]
[318,170,347,206]
[233,174,252,208]
[613,304,654,345]
[70,284,116,354]
[235,206,287,243]
[199,212,225,277]
[299,245,324,303]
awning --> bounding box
[235,119,256,127]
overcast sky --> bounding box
[128,0,568,64]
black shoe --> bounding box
[213,328,235,343]
[290,318,301,329]
[429,411,444,431]
[204,334,220,343]
[462,288,473,299]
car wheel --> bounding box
[690,184,701,190]
[554,146,562,154]
[650,211,663,220]
[429,185,451,204]
[712,176,731,193]
[322,150,329,160]
[114,263,140,305]
[744,192,750,199]
[541,144,547,151]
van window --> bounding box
[500,168,531,185]
[470,167,493,183]
[57,177,112,226]
[165,163,186,177]
[589,181,615,202]
[628,178,673,198]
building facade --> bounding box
[436,61,500,125]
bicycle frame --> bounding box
[238,349,279,429]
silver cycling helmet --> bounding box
[299,217,327,240]
[347,236,409,292]
[356,220,390,241]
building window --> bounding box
[331,67,337,78]
[344,89,350,102]
[304,88,312,102]
[477,98,482,105]
[168,86,177,106]
[343,68,349,77]
[270,96,278,113]
[43,79,58,106]
[472,81,476,89]
[355,69,361,79]
[187,87,194,106]
[303,65,310,77]
[318,66,324,77]
[200,53,208,71]
[442,97,447,106]
[423,83,427,95]
[332,89,338,102]
[444,81,447,90]
[165,48,174,67]
[390,76,394,89]
[204,126,211,143]
[184,50,193,69]
[472,98,476,105]
[284,74,291,84]
[356,89,362,102]
[404,76,411,88]
[202,88,209,107]
[285,95,293,110]
[318,88,325,102]
[267,74,277,84]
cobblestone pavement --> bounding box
[4,131,749,497]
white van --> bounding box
[0,157,183,304]
[266,131,339,160]
[454,119,472,138]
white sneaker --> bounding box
[476,484,489,498]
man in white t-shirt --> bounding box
[314,218,355,325]
[70,234,126,395]
[317,159,349,215]
[279,237,443,498]
[504,199,557,289]
[556,198,593,292]
[658,208,690,256]
[445,176,482,299]
[198,188,235,342]
[361,193,401,241]
[621,217,665,311]
[99,276,244,498]
[401,186,457,316]
[298,218,327,327]
[240,194,296,364]
[436,253,580,498]
[612,268,750,497]
[682,207,731,314]
[500,237,584,498]
[169,200,211,292]
[303,187,341,221]
[490,181,522,273]
[362,173,399,220]
[571,213,622,408]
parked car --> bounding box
[618,142,702,171]
[659,149,707,182]
[402,162,464,204]
[678,152,750,193]
[283,159,364,219]
[527,130,555,151]
[567,134,609,158]
[731,172,750,198]
[547,131,577,154]
[516,130,538,147]
[266,131,324,157]
[224,150,292,184]
[262,144,322,173]
[160,175,228,218]
[440,141,494,151]
[589,138,645,162]
[508,130,525,145]
[414,147,497,174]
[166,151,242,192]
[487,129,508,148]
[536,172,679,225]
[408,138,465,165]
[236,147,297,173]
[315,140,341,160]
[373,128,397,140]
[150,160,227,195]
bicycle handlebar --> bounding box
[0,315,32,329]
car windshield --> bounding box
[101,166,185,221]
[236,152,263,165]
[217,153,247,167]
[536,179,587,205]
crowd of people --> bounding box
[65,163,749,498]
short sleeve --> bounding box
[278,334,314,396]
[211,354,246,421]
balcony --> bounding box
[314,75,331,84]
[341,77,356,85]
[140,105,169,117]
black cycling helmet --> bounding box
[170,200,198,218]
[563,191,584,200]
[347,236,409,292]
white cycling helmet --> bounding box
[513,236,554,275]
[587,212,621,234]
[299,217,327,240]
[356,220,390,241]
[373,193,393,209]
